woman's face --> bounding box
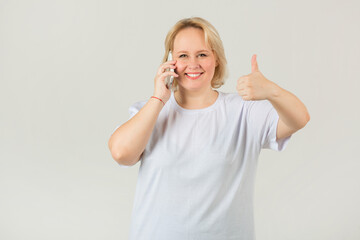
[173,27,217,92]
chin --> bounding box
[177,78,212,91]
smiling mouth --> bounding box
[185,72,203,80]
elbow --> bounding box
[304,111,310,126]
[110,149,134,166]
[304,107,310,122]
[299,112,310,130]
[292,112,310,132]
[108,142,136,166]
[108,139,127,165]
[111,150,123,164]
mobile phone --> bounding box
[166,51,174,89]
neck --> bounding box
[174,88,219,110]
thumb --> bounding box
[251,54,259,73]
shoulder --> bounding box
[219,91,273,114]
[219,91,244,104]
[129,100,147,110]
[128,100,147,117]
[220,91,240,100]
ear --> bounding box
[212,51,219,67]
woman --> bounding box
[108,17,309,240]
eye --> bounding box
[179,54,187,58]
[199,53,207,57]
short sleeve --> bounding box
[262,107,291,151]
[109,100,147,168]
[246,100,291,151]
[128,101,141,120]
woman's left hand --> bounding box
[236,54,278,101]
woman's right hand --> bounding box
[153,60,178,104]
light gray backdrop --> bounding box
[1,0,359,239]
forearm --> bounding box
[108,98,164,165]
[268,83,310,131]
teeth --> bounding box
[187,73,201,77]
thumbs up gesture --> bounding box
[236,54,277,101]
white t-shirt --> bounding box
[112,90,291,240]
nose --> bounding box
[187,57,200,70]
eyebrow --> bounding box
[175,50,211,54]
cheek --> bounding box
[203,61,216,73]
[175,63,186,73]
[198,57,215,67]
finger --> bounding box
[158,61,177,75]
[238,91,249,100]
[251,54,259,73]
[236,81,245,90]
[237,87,246,93]
[157,66,172,76]
[160,60,176,69]
[238,74,251,81]
[165,60,177,66]
[160,71,179,81]
[237,86,246,95]
[237,76,247,85]
[237,79,250,90]
[236,88,250,100]
[241,95,251,101]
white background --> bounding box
[1,0,359,239]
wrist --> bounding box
[267,82,282,101]
[150,96,165,106]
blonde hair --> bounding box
[162,17,228,91]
